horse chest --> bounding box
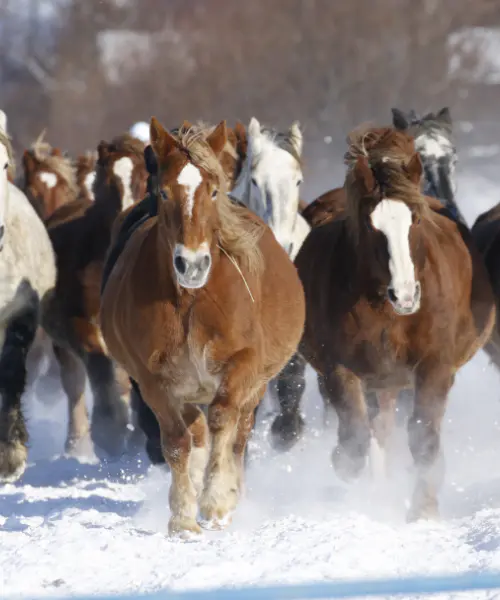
[164,343,222,405]
[339,314,412,386]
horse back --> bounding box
[302,187,346,228]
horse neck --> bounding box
[93,171,126,224]
[423,163,464,224]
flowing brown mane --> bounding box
[109,133,145,160]
[30,130,78,195]
[0,127,15,180]
[175,125,264,275]
[344,125,430,234]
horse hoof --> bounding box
[269,413,305,452]
[0,439,27,483]
[168,517,203,540]
[198,512,233,531]
[64,434,98,464]
[90,415,128,458]
[406,503,440,523]
[331,445,366,482]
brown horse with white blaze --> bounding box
[100,118,305,537]
[295,127,495,520]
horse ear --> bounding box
[406,152,423,185]
[234,121,248,156]
[150,116,177,158]
[144,145,158,176]
[354,156,376,193]
[206,120,228,157]
[289,121,303,155]
[437,107,452,126]
[248,117,261,139]
[0,110,7,134]
[22,150,36,175]
[97,141,111,165]
[181,119,192,130]
[391,108,409,131]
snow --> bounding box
[3,165,500,599]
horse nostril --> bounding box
[387,287,397,304]
[0,225,5,241]
[414,282,421,300]
[201,254,210,270]
[174,255,187,275]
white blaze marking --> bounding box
[84,171,96,201]
[370,199,415,295]
[177,163,203,219]
[113,156,134,210]
[39,171,57,189]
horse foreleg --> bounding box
[200,349,260,529]
[129,376,164,463]
[322,365,371,482]
[269,352,307,451]
[368,390,397,481]
[72,318,129,457]
[0,282,39,482]
[53,345,93,459]
[141,380,202,538]
[407,365,451,522]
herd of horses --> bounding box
[0,105,499,538]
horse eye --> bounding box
[251,177,258,187]
[160,190,168,200]
[3,163,7,171]
[296,179,302,187]
[211,189,218,199]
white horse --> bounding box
[230,117,310,260]
[0,110,57,482]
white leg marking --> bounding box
[84,171,96,201]
[369,436,386,482]
[177,163,202,219]
[39,171,57,189]
[113,157,134,210]
[370,199,418,310]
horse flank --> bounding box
[30,130,78,196]
[174,125,265,276]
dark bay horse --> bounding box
[100,118,305,537]
[41,134,148,458]
[294,126,494,520]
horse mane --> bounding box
[174,121,238,162]
[258,126,302,167]
[29,130,78,195]
[0,127,15,180]
[344,125,431,236]
[108,133,145,160]
[175,125,264,275]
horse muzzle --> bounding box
[173,243,212,289]
[387,280,421,315]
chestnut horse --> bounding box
[21,131,78,221]
[271,107,463,450]
[294,126,494,520]
[41,133,148,459]
[100,119,305,537]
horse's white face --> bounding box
[0,111,10,251]
[370,199,421,316]
[247,118,303,254]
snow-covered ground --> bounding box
[3,162,500,600]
